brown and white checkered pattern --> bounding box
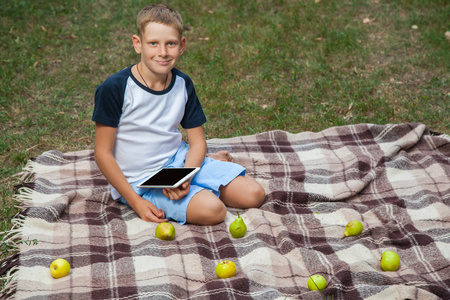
[1,123,449,299]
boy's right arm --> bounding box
[94,122,168,223]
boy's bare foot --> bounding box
[208,150,235,162]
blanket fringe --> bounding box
[0,266,19,300]
[0,159,35,298]
[13,159,35,182]
[0,215,24,297]
[13,187,35,210]
[1,217,25,250]
[0,215,25,299]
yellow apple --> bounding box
[50,258,71,279]
[215,260,237,279]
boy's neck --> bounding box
[135,62,169,91]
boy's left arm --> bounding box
[184,125,207,167]
[163,126,206,200]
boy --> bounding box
[92,4,265,225]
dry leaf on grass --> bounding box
[444,31,450,40]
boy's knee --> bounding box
[187,193,227,225]
[248,183,265,208]
[209,202,227,224]
[199,201,226,225]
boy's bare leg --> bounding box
[207,150,234,162]
[186,190,227,225]
[219,175,265,209]
[185,170,265,226]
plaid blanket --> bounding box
[1,123,449,299]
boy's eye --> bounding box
[150,42,157,46]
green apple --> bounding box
[155,222,175,240]
[380,250,400,271]
[342,220,363,238]
[307,274,327,291]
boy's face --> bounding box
[133,22,185,77]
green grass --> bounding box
[0,0,449,254]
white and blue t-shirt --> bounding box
[92,65,206,199]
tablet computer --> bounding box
[136,167,200,188]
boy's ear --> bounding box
[179,37,186,55]
[132,35,141,54]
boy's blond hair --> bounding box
[137,4,184,38]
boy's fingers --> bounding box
[150,206,164,217]
[147,208,167,223]
[163,183,191,200]
[163,188,179,200]
[151,207,162,217]
[139,202,167,223]
[148,215,168,223]
[164,188,183,200]
[175,188,189,199]
[164,188,175,199]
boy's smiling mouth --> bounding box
[155,60,171,65]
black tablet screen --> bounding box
[139,168,197,187]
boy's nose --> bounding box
[159,46,167,56]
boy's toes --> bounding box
[222,151,234,162]
[208,150,235,162]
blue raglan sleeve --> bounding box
[92,73,126,128]
[180,74,207,129]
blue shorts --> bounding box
[120,142,246,224]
